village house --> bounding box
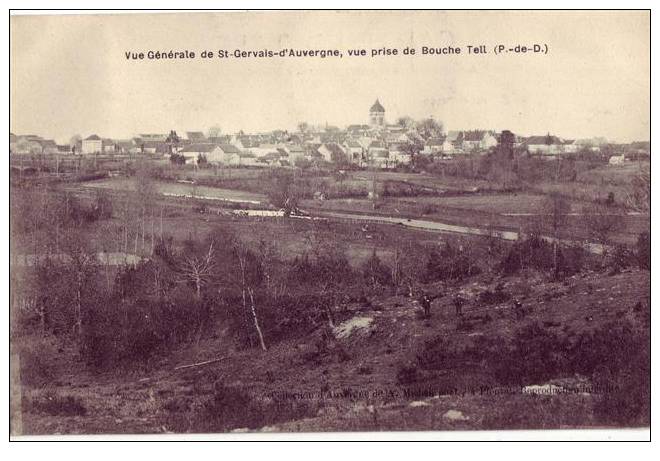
[525,135,564,155]
[225,151,259,167]
[247,143,280,159]
[212,143,244,163]
[388,143,412,165]
[318,142,348,164]
[609,154,625,166]
[258,151,284,167]
[10,135,43,155]
[186,131,206,143]
[56,144,73,154]
[422,137,447,155]
[179,143,218,164]
[102,139,116,154]
[37,139,59,155]
[462,130,498,152]
[114,140,136,154]
[562,139,578,154]
[368,140,391,168]
[284,144,306,163]
[138,133,168,143]
[208,135,233,145]
[343,139,366,166]
[444,131,464,153]
[82,134,103,154]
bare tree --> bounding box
[207,125,222,138]
[416,118,444,140]
[542,193,571,278]
[177,242,216,299]
[69,134,82,148]
[396,116,415,130]
[59,232,97,341]
[234,240,267,351]
[584,204,621,245]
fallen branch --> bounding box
[174,357,227,371]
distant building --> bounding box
[525,135,564,155]
[138,133,168,142]
[179,143,220,164]
[462,131,497,151]
[343,139,366,165]
[318,142,348,163]
[562,139,578,154]
[368,140,390,168]
[56,144,73,154]
[609,154,625,166]
[102,139,116,154]
[82,134,103,154]
[388,143,411,165]
[186,131,206,142]
[422,137,447,155]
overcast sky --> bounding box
[10,11,650,144]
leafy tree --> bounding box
[165,130,180,154]
[266,171,300,215]
[396,116,415,130]
[416,118,444,140]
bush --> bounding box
[416,336,451,370]
[425,243,481,282]
[396,364,421,385]
[590,326,650,426]
[494,323,567,384]
[361,250,392,288]
[636,232,650,270]
[26,391,87,416]
[500,236,584,277]
[165,381,318,433]
[478,284,511,305]
[17,339,58,387]
[608,245,633,274]
[414,318,649,427]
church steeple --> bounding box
[369,99,385,127]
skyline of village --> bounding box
[10,99,648,170]
[8,95,649,146]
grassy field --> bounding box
[82,178,267,204]
[576,162,648,186]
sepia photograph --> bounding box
[8,9,651,440]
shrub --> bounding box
[636,232,650,270]
[361,250,392,288]
[494,323,567,384]
[591,326,650,426]
[478,284,511,305]
[396,364,421,385]
[416,336,451,370]
[500,236,584,277]
[17,339,58,387]
[608,244,633,274]
[425,243,481,282]
[166,381,318,433]
[27,391,87,416]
